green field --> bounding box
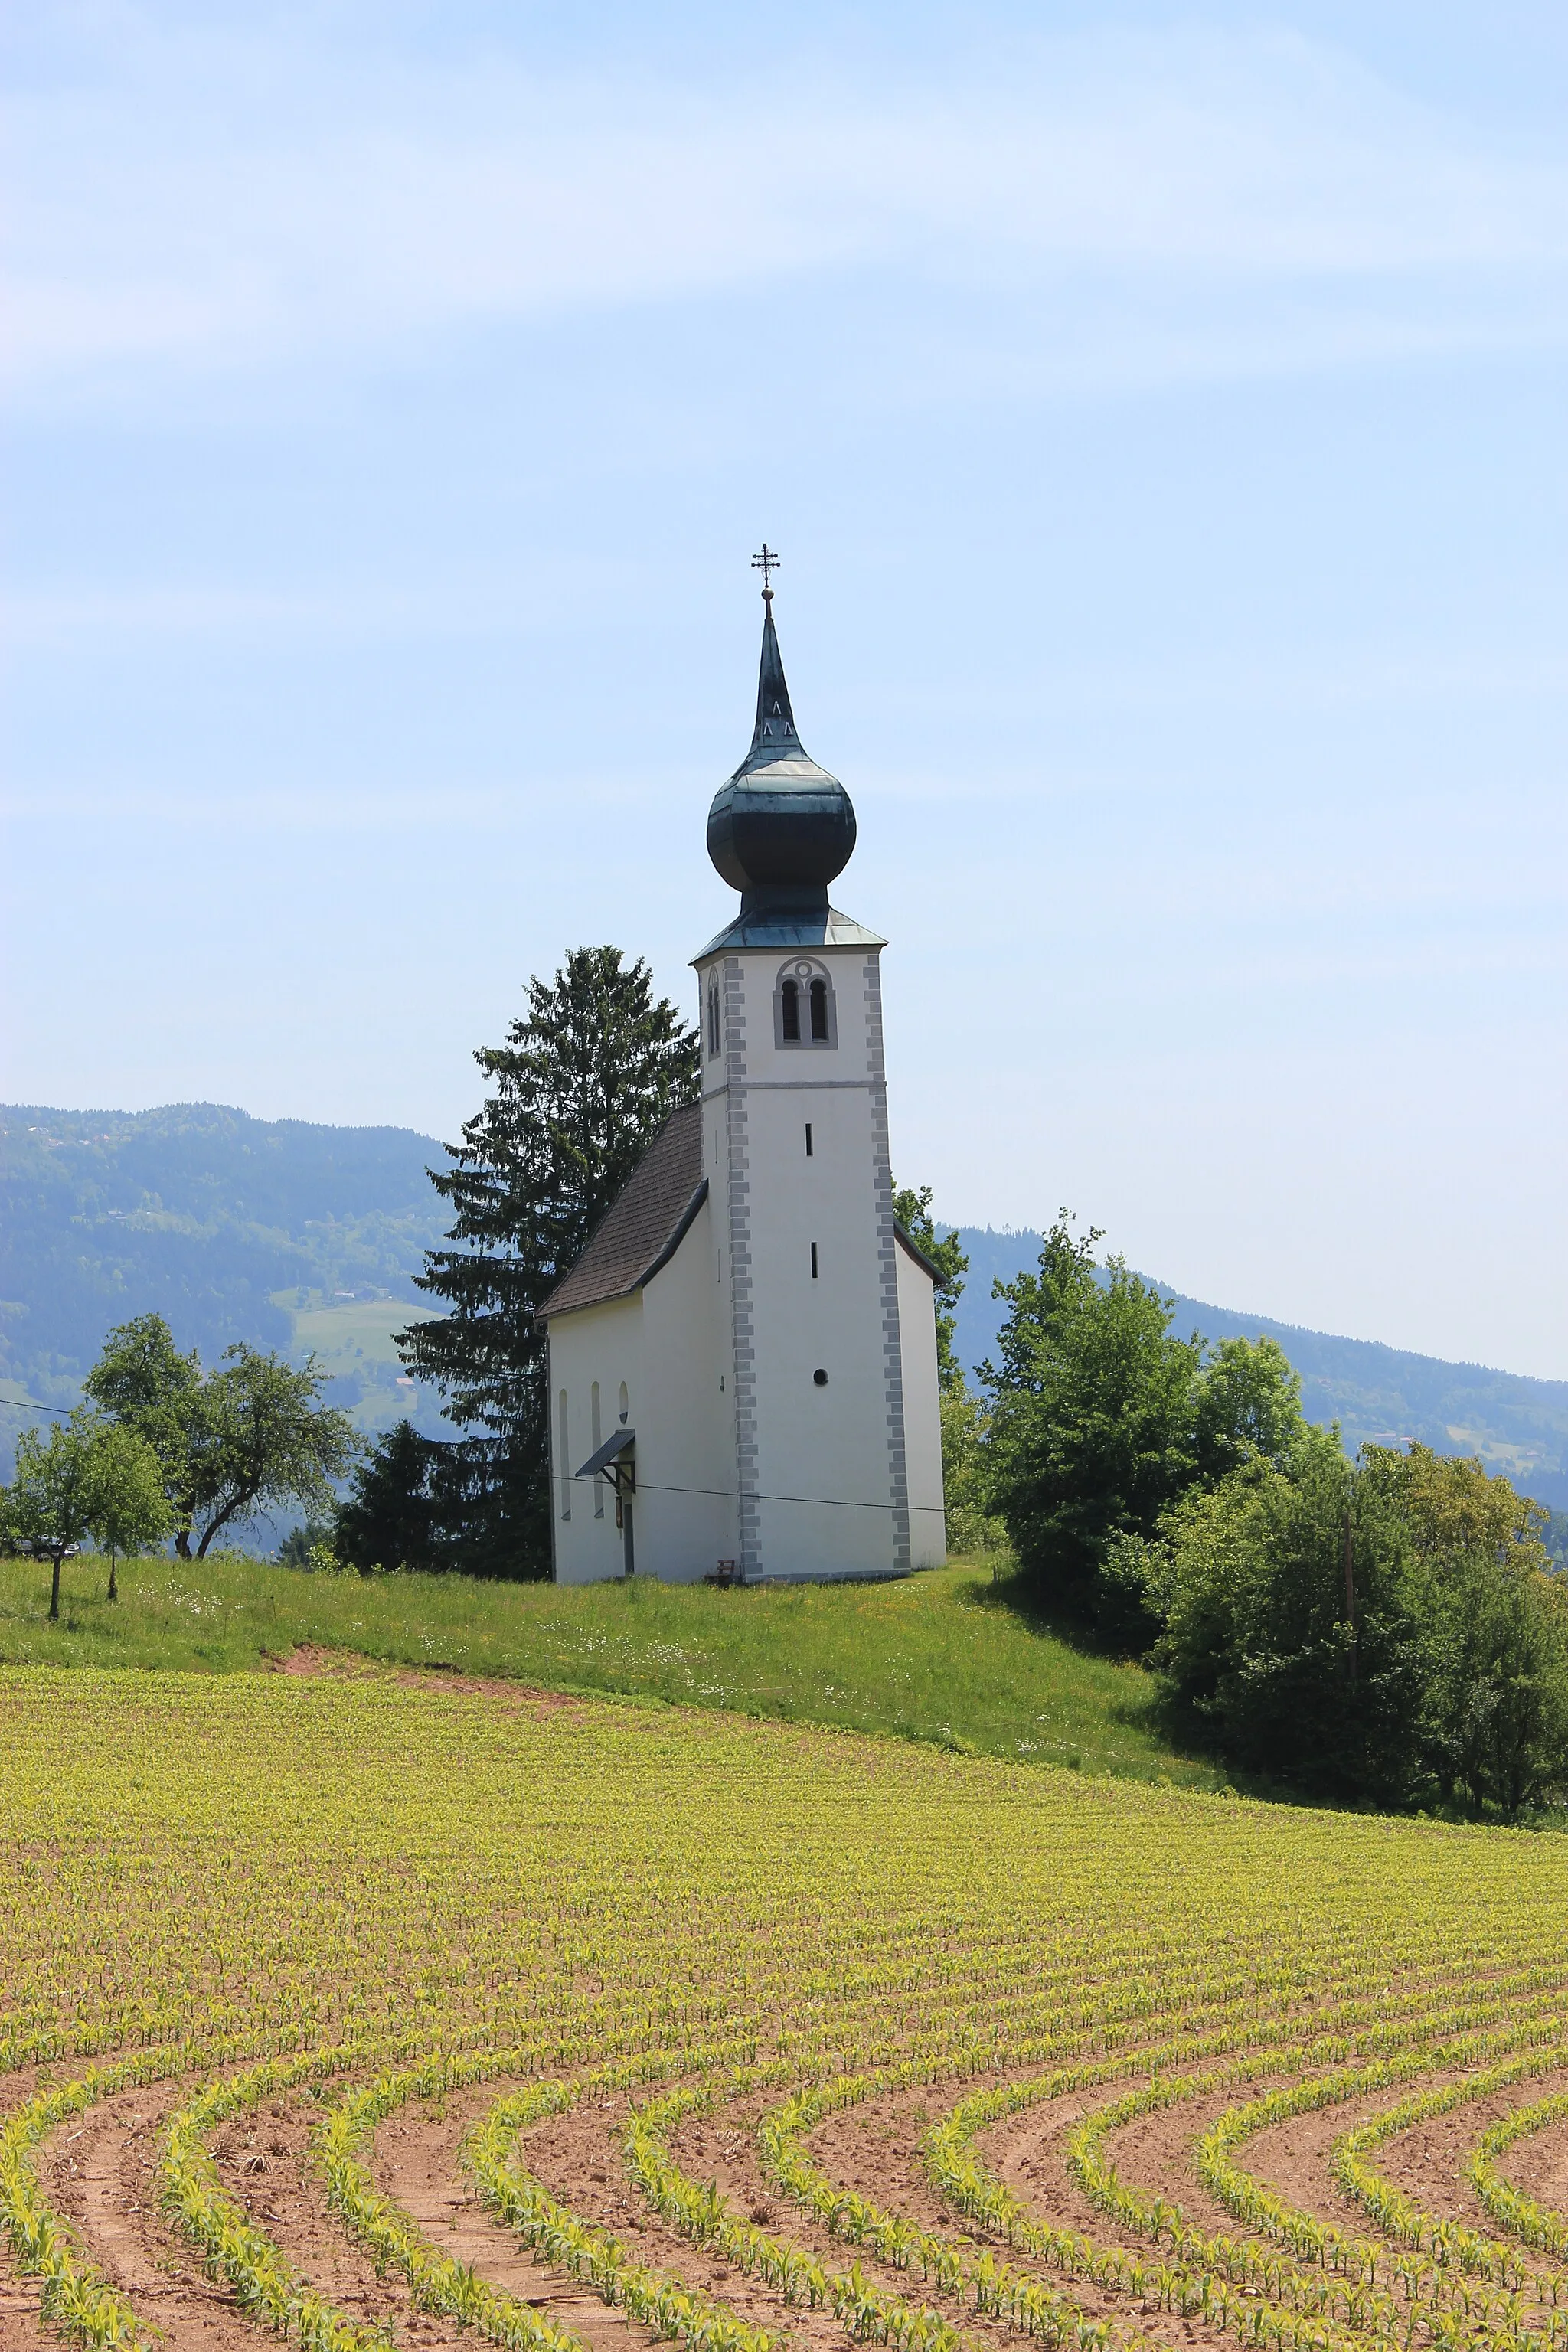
[279,1293,443,1437]
[0,1553,1220,1787]
[286,1295,439,1368]
[2,1664,1568,2352]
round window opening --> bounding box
[812,1368,829,1387]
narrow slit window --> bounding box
[557,1390,571,1520]
[805,1122,813,1157]
[707,982,720,1058]
[810,1242,819,1279]
[591,1381,604,1518]
[781,978,800,1041]
[809,977,829,1041]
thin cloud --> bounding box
[5,23,1568,391]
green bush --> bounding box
[1142,1439,1568,1817]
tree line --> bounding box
[965,1209,1568,1821]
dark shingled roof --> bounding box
[541,1101,707,1322]
[895,1223,942,1283]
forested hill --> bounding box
[4,1104,1566,1517]
[952,1228,1568,1515]
[0,1103,451,1462]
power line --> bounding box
[573,1472,942,1515]
[0,1391,74,1418]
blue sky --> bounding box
[3,2,1565,1376]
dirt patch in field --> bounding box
[204,2081,482,2344]
[664,2069,1207,2352]
[1498,2099,1568,2220]
[974,2076,1185,2245]
[509,2083,851,2352]
[1236,2086,1416,2243]
[34,2075,237,2347]
[270,1642,587,1713]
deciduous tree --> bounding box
[982,1211,1203,1632]
[1191,1334,1308,1480]
[184,1347,358,1558]
[5,1410,101,1619]
[1145,1440,1568,1817]
[86,1420,172,1599]
[891,1181,969,1393]
[84,1314,202,1551]
[85,1312,356,1558]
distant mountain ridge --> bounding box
[3,1104,1566,1525]
[0,1102,451,1465]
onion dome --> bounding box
[706,597,857,910]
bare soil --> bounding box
[669,2069,1205,2352]
[20,2037,1562,2352]
[514,2084,842,2352]
[13,2068,495,2350]
[1362,2065,1568,2243]
[31,2074,243,2350]
[1498,2102,1568,2220]
[371,2079,667,2352]
[272,1644,589,1714]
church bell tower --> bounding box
[691,556,944,1581]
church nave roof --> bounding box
[541,1101,707,1322]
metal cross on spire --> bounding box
[751,543,781,604]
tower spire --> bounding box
[706,551,858,905]
[750,598,801,756]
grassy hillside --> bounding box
[0,1553,1225,1789]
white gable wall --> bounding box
[547,1292,642,1584]
[637,1195,737,1576]
[547,1198,737,1585]
[896,1242,947,1570]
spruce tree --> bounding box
[394,946,700,1576]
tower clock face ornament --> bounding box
[540,559,946,1586]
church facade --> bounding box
[540,586,945,1583]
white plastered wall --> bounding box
[896,1242,947,1570]
[637,1197,737,1578]
[547,1199,737,1585]
[695,943,908,1581]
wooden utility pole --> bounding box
[1343,1512,1357,1684]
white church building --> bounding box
[541,578,946,1583]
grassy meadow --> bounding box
[0,1552,1224,1788]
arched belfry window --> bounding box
[707,980,720,1059]
[774,959,837,1050]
